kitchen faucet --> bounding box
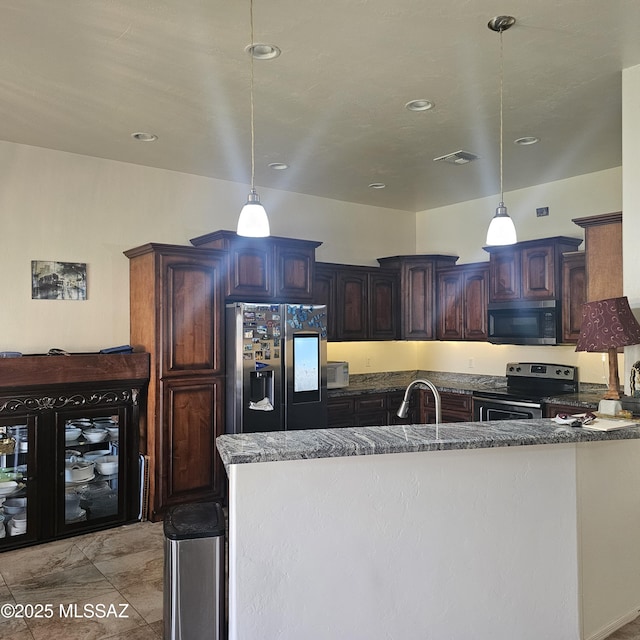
[397,378,442,438]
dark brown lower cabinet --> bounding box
[327,397,359,428]
[328,395,388,427]
[328,392,418,427]
[543,402,597,418]
[328,390,473,427]
[387,392,419,424]
[421,390,473,423]
[160,377,224,510]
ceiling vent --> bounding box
[433,150,479,165]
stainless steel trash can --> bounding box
[164,502,225,640]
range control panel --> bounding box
[506,362,578,382]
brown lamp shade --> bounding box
[575,296,640,400]
[575,297,640,352]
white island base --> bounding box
[225,436,640,640]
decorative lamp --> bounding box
[485,16,517,247]
[575,296,640,411]
[237,0,270,238]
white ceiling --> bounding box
[1,0,640,212]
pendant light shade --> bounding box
[485,16,517,247]
[486,202,517,246]
[237,0,270,238]
[237,188,270,237]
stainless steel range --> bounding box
[472,362,579,421]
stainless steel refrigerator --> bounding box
[226,302,328,434]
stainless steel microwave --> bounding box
[487,300,560,345]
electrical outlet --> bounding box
[365,357,371,368]
[468,357,474,369]
[536,206,549,217]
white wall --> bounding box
[578,439,640,639]
[228,445,581,640]
[0,140,414,354]
[327,340,419,373]
[416,341,611,384]
[328,339,612,383]
[622,65,640,388]
[622,65,640,307]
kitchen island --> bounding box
[217,420,640,640]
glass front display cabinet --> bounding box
[0,417,37,544]
[0,353,149,551]
[59,406,130,535]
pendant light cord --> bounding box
[249,0,256,191]
[499,27,504,205]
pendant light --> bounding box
[485,15,517,246]
[237,0,270,238]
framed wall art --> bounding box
[31,260,87,300]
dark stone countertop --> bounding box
[217,418,640,467]
[328,369,605,410]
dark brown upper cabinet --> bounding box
[484,236,582,303]
[314,262,399,341]
[190,230,321,302]
[377,255,458,340]
[561,251,586,344]
[436,262,489,341]
[313,263,338,341]
[572,212,622,303]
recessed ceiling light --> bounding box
[245,43,281,60]
[405,99,435,112]
[514,136,539,146]
[268,162,289,170]
[131,132,158,142]
[368,183,386,189]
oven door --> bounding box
[472,396,543,421]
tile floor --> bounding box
[0,521,164,640]
[609,618,640,640]
[0,519,639,640]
